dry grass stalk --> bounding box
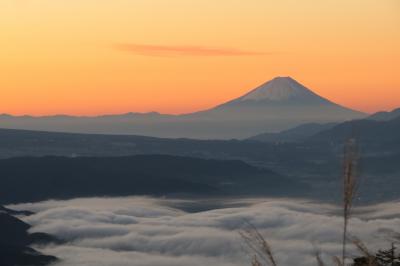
[314,249,326,266]
[239,222,277,266]
[242,138,362,266]
[352,237,376,266]
[251,255,262,266]
[342,137,359,264]
[332,255,344,266]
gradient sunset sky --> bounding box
[1,0,399,115]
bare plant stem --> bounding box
[341,138,359,264]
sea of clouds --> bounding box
[9,197,400,266]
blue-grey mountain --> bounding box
[0,77,365,139]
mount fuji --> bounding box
[227,76,331,102]
[0,77,366,139]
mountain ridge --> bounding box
[368,107,400,121]
[0,77,366,139]
[0,155,306,204]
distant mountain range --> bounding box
[0,77,365,139]
[249,107,400,143]
[0,106,399,203]
[0,107,398,163]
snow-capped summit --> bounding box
[237,76,324,102]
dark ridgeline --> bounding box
[0,155,306,204]
[0,206,59,266]
[367,107,400,121]
[249,122,338,143]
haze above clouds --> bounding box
[9,197,400,266]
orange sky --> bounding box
[0,0,399,115]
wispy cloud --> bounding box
[114,43,266,57]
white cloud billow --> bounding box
[10,197,400,266]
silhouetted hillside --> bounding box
[0,207,58,266]
[0,155,304,204]
[248,122,337,143]
[311,117,400,144]
[368,107,400,121]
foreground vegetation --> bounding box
[241,138,400,266]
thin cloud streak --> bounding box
[115,43,267,57]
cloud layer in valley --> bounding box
[10,197,400,266]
